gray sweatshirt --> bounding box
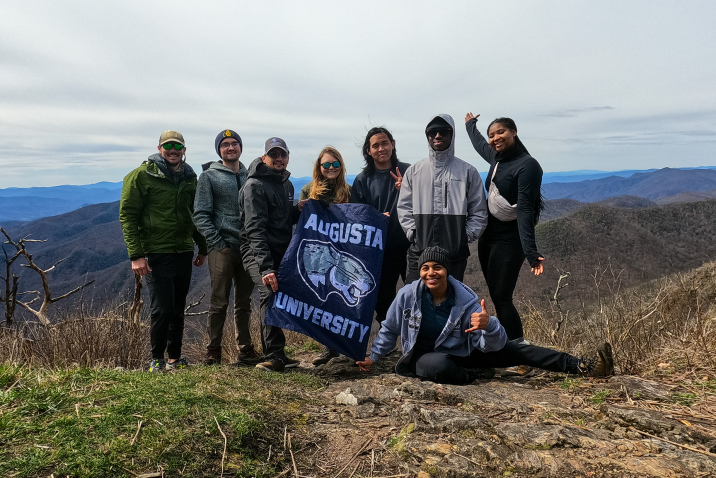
[193,160,248,252]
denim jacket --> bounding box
[369,276,507,375]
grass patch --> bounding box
[301,341,322,353]
[559,376,582,391]
[672,392,697,407]
[0,364,323,477]
[589,389,611,404]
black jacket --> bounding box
[239,157,299,276]
[351,161,411,250]
[465,117,543,266]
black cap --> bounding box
[215,129,242,157]
[419,246,451,274]
[264,137,289,155]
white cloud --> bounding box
[1,0,716,186]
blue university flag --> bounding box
[265,200,388,361]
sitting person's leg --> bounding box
[459,340,613,376]
[414,352,470,385]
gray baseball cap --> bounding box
[264,137,289,155]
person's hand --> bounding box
[383,212,390,217]
[131,258,151,276]
[297,199,308,211]
[356,357,374,372]
[262,272,278,292]
[531,257,545,276]
[389,167,403,190]
[194,254,206,267]
[220,247,230,254]
[466,299,490,332]
[465,112,480,123]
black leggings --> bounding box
[478,233,526,340]
[413,340,581,385]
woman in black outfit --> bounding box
[464,112,544,341]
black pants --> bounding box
[405,248,467,283]
[413,339,581,385]
[478,233,526,340]
[244,257,287,360]
[374,246,408,323]
[145,252,193,360]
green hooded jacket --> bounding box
[120,153,208,260]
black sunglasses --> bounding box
[267,150,289,160]
[162,142,184,150]
[426,128,452,138]
[321,161,341,169]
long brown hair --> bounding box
[309,146,350,204]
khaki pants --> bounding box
[207,247,254,351]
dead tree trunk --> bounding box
[0,227,95,326]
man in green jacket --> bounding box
[119,130,208,372]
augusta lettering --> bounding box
[303,213,383,250]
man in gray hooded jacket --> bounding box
[397,114,488,282]
[193,129,257,366]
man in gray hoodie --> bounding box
[193,129,258,366]
[397,114,488,283]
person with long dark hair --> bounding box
[464,113,544,343]
[351,127,410,325]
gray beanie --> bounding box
[418,246,450,274]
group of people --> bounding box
[119,113,615,381]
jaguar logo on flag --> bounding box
[298,239,375,306]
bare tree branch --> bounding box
[184,292,208,316]
[49,280,95,303]
[0,227,95,326]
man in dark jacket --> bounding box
[350,127,410,326]
[193,129,258,366]
[397,114,488,282]
[120,130,208,372]
[239,137,301,371]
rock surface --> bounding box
[291,358,716,477]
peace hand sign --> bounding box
[465,299,490,333]
[390,167,403,190]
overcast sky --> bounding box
[1,1,715,188]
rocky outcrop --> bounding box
[297,368,716,477]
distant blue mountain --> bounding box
[2,167,715,223]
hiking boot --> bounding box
[578,342,615,377]
[501,365,533,377]
[204,347,222,366]
[312,348,340,366]
[283,357,301,368]
[256,358,285,372]
[148,359,165,372]
[465,367,496,383]
[235,347,262,366]
[166,357,189,371]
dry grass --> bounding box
[2,261,715,379]
[521,261,716,376]
[0,303,314,369]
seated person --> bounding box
[357,246,614,384]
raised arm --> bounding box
[465,113,497,164]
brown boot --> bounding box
[204,346,222,366]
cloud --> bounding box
[1,1,716,186]
[540,106,615,118]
